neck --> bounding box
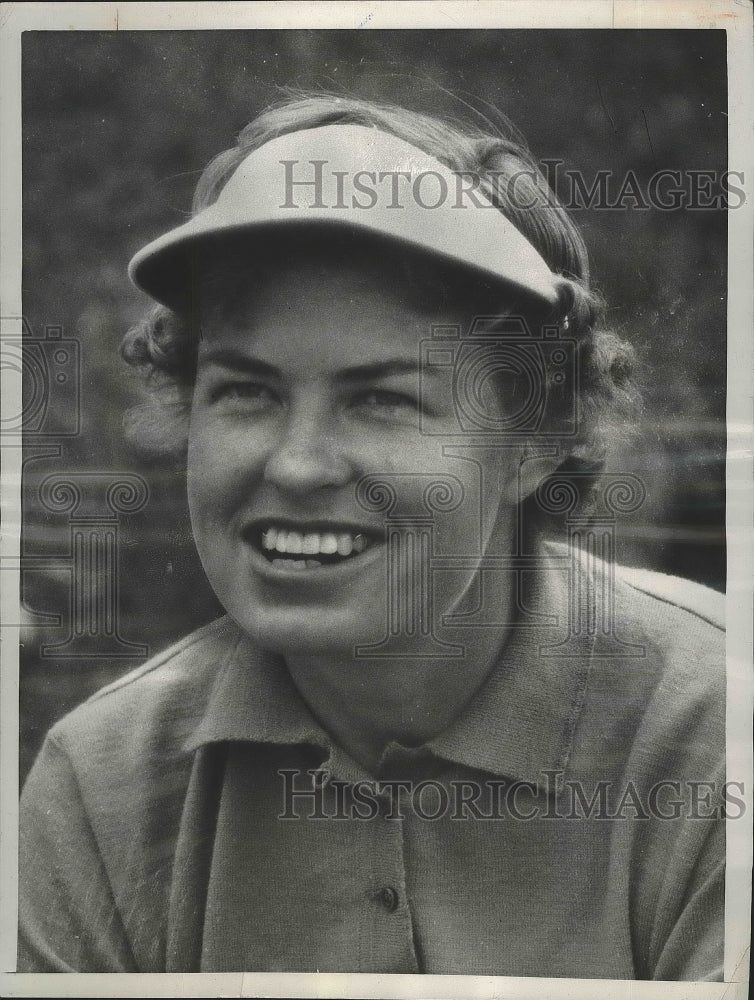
[284,618,509,774]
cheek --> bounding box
[186,417,219,507]
[185,415,264,517]
[433,448,521,548]
[441,446,523,506]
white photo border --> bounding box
[1,3,751,998]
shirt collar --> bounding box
[183,625,371,782]
[185,542,592,790]
[425,542,593,789]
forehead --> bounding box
[196,229,517,337]
[198,269,437,375]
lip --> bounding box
[243,516,385,538]
[244,532,385,584]
[241,517,386,584]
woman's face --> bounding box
[187,241,526,657]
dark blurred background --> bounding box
[19,30,727,782]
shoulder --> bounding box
[46,616,241,766]
[611,561,725,721]
[540,543,726,784]
[610,561,725,690]
[543,540,725,728]
[543,539,724,652]
[614,561,724,632]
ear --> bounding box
[516,444,563,502]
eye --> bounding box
[353,388,418,412]
[210,381,280,409]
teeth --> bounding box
[262,527,278,549]
[272,558,308,570]
[302,533,319,555]
[285,531,303,554]
[270,558,323,570]
[320,533,338,555]
[260,527,372,559]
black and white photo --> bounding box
[1,4,751,998]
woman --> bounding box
[18,94,724,978]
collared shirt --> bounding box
[18,544,725,978]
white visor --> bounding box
[128,123,561,311]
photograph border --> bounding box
[1,2,751,998]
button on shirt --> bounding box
[18,545,725,978]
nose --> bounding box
[263,402,353,494]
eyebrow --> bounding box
[198,349,434,382]
[198,350,279,378]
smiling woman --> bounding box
[185,235,527,664]
[18,93,725,980]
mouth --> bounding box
[244,522,382,572]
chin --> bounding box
[228,604,385,659]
